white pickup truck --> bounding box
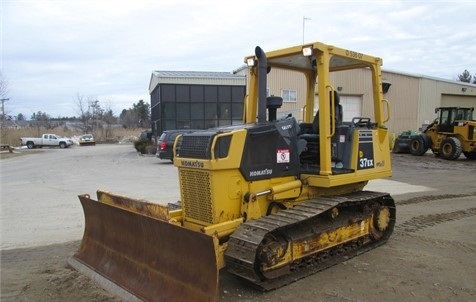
[20,134,74,149]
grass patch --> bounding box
[0,127,146,147]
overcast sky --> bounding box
[1,0,475,118]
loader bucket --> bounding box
[392,131,421,153]
[392,136,410,153]
[69,191,219,302]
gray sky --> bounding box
[2,0,475,118]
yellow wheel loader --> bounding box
[406,107,476,160]
[69,42,396,301]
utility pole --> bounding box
[95,100,99,131]
[1,98,9,122]
[302,16,311,44]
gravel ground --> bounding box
[1,144,475,302]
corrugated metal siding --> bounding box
[339,95,362,122]
[330,69,420,134]
[441,95,476,108]
[420,79,476,127]
[419,79,445,124]
[155,76,246,86]
[330,69,373,115]
[381,71,420,133]
[149,71,245,93]
[267,68,307,120]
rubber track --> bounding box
[224,191,395,291]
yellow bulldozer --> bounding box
[69,41,396,301]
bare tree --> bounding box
[0,72,8,99]
[31,111,52,136]
[0,72,7,146]
[89,99,103,133]
[119,108,137,128]
[74,94,107,132]
[101,101,117,139]
[1,72,10,123]
[74,93,89,130]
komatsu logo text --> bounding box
[181,160,204,168]
[250,168,273,177]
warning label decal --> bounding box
[277,149,290,163]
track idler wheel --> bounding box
[258,234,288,267]
[371,205,391,239]
[257,234,290,280]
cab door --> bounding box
[437,108,455,133]
[44,134,58,146]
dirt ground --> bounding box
[1,145,475,302]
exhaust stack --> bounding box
[255,46,268,123]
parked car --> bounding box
[156,129,198,161]
[134,130,155,154]
[79,134,95,146]
[139,130,153,142]
[20,134,73,149]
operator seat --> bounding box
[313,90,343,133]
[299,90,343,167]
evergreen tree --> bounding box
[120,100,151,128]
[457,69,472,83]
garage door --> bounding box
[313,95,362,122]
[441,94,476,109]
[340,95,362,122]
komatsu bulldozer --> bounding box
[69,41,396,301]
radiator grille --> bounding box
[178,135,213,159]
[180,169,213,224]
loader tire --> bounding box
[463,151,476,160]
[439,137,462,160]
[409,135,428,156]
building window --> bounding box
[191,103,204,119]
[232,103,243,120]
[176,103,190,119]
[281,89,297,102]
[232,86,246,102]
[176,85,190,102]
[154,83,245,133]
[190,85,204,102]
[204,86,218,102]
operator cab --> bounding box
[297,90,375,174]
[437,107,474,133]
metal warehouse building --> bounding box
[149,68,476,136]
[149,71,246,136]
[369,69,476,134]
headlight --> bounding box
[302,45,313,57]
[246,57,256,67]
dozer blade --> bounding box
[69,190,219,302]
